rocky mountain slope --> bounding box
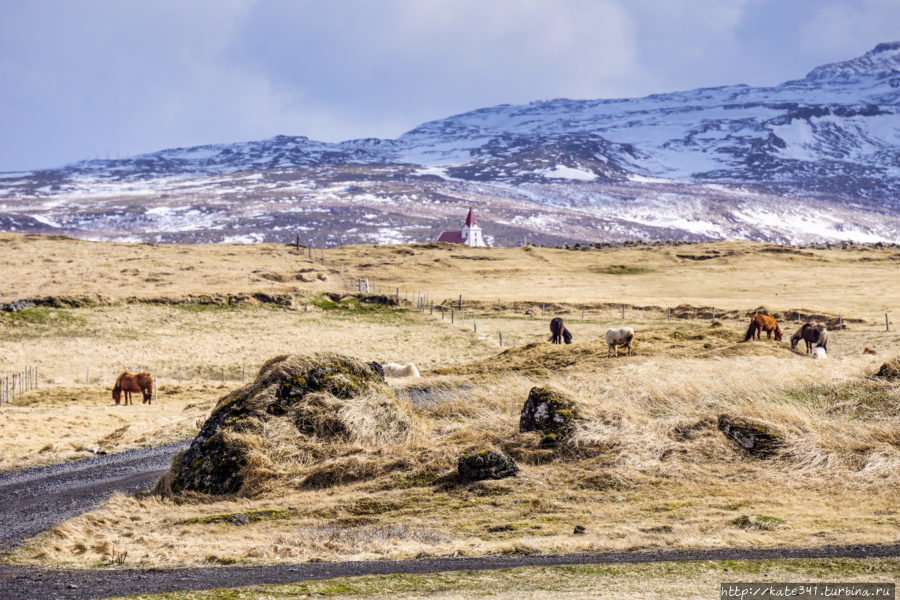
[1,42,899,245]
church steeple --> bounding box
[465,207,477,227]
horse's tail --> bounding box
[742,321,755,342]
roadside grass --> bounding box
[110,558,900,599]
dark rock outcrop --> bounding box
[457,451,519,481]
[519,386,579,447]
[717,414,783,458]
[0,300,35,312]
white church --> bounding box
[435,207,488,247]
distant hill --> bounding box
[2,42,900,245]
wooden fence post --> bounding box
[887,313,890,332]
[473,315,477,333]
[622,305,625,319]
[839,314,843,330]
[458,294,462,309]
[451,309,455,324]
[499,332,503,346]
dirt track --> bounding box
[0,442,188,548]
[0,446,898,599]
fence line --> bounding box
[1,365,38,405]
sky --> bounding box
[1,0,898,172]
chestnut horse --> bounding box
[742,314,783,342]
[549,317,573,344]
[113,371,154,405]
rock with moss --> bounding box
[457,451,518,481]
[717,414,783,458]
[156,353,400,496]
[873,357,900,380]
[519,386,579,446]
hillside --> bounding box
[2,43,900,245]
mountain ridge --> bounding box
[2,42,900,245]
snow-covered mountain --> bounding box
[2,42,900,245]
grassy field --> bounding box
[113,558,900,600]
[0,234,898,593]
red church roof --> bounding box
[465,207,477,227]
[436,231,465,244]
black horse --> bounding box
[549,317,573,344]
[791,322,828,353]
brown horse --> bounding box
[549,317,572,344]
[113,372,154,405]
[791,323,828,354]
[742,313,783,342]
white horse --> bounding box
[606,327,634,357]
[382,362,421,378]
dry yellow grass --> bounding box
[0,383,217,472]
[3,234,899,318]
[0,234,898,571]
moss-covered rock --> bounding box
[717,414,783,458]
[156,353,400,497]
[457,451,518,481]
[873,357,900,380]
[519,386,579,446]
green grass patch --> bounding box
[180,508,295,526]
[784,381,900,419]
[174,303,240,313]
[592,265,653,275]
[0,307,87,339]
[109,558,900,599]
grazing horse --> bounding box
[791,323,828,354]
[742,313,783,342]
[113,371,154,405]
[381,363,421,378]
[549,318,573,345]
[606,327,634,357]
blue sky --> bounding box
[1,0,898,171]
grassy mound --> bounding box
[873,357,900,380]
[434,324,789,376]
[155,353,416,497]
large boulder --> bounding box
[156,353,407,496]
[457,451,518,482]
[519,386,579,447]
[718,414,783,458]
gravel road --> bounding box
[0,544,898,600]
[0,441,188,548]
[0,445,897,599]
